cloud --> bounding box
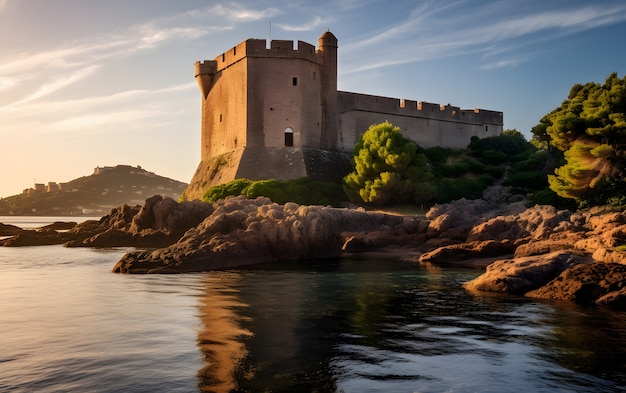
[341,2,626,74]
[208,3,281,22]
[0,82,197,137]
[9,65,100,106]
[480,59,525,70]
[275,16,333,32]
[136,25,208,49]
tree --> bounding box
[343,122,436,205]
[533,73,626,205]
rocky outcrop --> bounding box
[0,223,22,236]
[67,195,214,248]
[113,196,424,273]
[1,195,214,248]
[464,251,589,295]
[526,263,626,307]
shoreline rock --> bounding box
[5,191,626,310]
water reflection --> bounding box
[195,256,626,392]
[196,273,252,392]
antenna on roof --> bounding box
[269,20,272,42]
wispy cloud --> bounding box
[341,2,626,74]
[275,16,333,32]
[207,3,281,22]
[0,82,197,137]
[9,65,100,106]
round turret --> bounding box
[318,31,338,48]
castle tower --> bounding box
[318,31,338,150]
[184,32,351,200]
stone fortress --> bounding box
[185,31,503,199]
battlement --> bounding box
[338,91,503,125]
[199,38,322,74]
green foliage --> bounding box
[438,162,470,177]
[203,178,254,202]
[343,122,436,205]
[433,175,493,203]
[423,146,459,164]
[202,177,346,206]
[535,73,626,206]
[528,187,577,210]
[470,129,532,155]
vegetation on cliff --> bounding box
[201,177,346,206]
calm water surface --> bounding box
[1,217,626,392]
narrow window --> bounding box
[313,71,316,80]
[219,114,223,123]
[233,46,236,55]
[485,125,488,132]
[222,53,225,62]
[284,127,294,146]
[292,77,298,86]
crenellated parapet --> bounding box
[338,91,503,125]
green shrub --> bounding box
[467,159,486,173]
[484,165,504,179]
[203,178,253,202]
[503,172,548,189]
[438,162,470,177]
[424,146,459,164]
[474,150,509,165]
[202,177,346,206]
[434,174,493,202]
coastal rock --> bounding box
[526,263,626,307]
[0,223,22,236]
[40,221,77,231]
[592,247,626,264]
[463,251,587,295]
[466,205,573,242]
[1,196,215,248]
[113,196,426,273]
[417,240,515,266]
[1,228,72,247]
[66,196,213,248]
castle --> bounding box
[185,31,503,199]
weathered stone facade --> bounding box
[185,31,503,200]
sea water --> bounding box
[1,217,626,392]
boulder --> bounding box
[466,205,573,242]
[418,240,515,266]
[526,263,626,308]
[463,251,587,295]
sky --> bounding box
[1,0,625,198]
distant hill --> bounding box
[0,165,188,216]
